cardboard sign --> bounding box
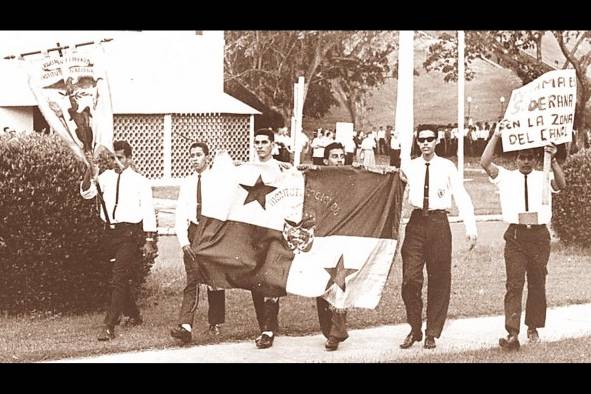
[500,69,576,152]
[335,122,354,145]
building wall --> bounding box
[0,106,33,132]
[0,31,226,110]
[113,112,251,184]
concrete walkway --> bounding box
[51,303,591,363]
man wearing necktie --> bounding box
[81,140,157,341]
[170,142,226,344]
[399,129,478,350]
[481,125,566,351]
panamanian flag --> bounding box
[192,153,404,309]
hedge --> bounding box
[552,148,591,249]
[0,133,155,314]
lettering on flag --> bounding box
[193,161,404,310]
[500,69,577,152]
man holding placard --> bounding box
[480,124,566,351]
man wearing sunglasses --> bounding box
[399,129,478,350]
[480,123,566,351]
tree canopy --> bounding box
[224,31,397,130]
[423,31,591,145]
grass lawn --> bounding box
[390,336,591,363]
[1,222,589,363]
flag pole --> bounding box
[396,31,414,169]
[457,31,465,183]
[542,151,551,205]
[293,76,305,167]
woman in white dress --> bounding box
[360,133,376,167]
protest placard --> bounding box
[500,69,576,152]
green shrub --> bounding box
[552,148,591,248]
[0,133,155,315]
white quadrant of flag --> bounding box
[286,235,397,309]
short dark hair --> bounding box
[190,141,209,156]
[255,128,275,142]
[324,142,345,159]
[113,140,132,157]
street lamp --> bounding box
[467,96,472,122]
[499,96,505,119]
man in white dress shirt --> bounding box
[252,128,290,349]
[170,142,226,345]
[81,140,157,341]
[399,129,478,350]
[480,125,566,351]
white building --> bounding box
[0,31,259,185]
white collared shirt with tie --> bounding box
[80,167,157,232]
[491,167,558,225]
[175,169,212,248]
[401,154,477,236]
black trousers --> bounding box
[316,297,348,341]
[251,292,279,332]
[389,149,401,168]
[103,223,143,328]
[179,223,225,326]
[312,157,324,166]
[345,153,354,165]
[401,210,452,338]
[503,224,551,335]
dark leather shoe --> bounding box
[208,324,222,336]
[255,333,274,349]
[123,316,143,327]
[325,336,340,351]
[527,328,539,343]
[423,336,436,349]
[400,332,423,349]
[170,325,192,344]
[97,326,115,341]
[499,334,520,351]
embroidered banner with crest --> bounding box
[24,45,114,162]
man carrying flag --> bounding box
[81,140,157,341]
[315,142,350,351]
[251,128,291,349]
[170,141,226,345]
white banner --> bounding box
[500,69,576,152]
[335,122,354,145]
[24,45,114,162]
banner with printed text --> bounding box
[500,69,576,152]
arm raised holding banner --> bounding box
[479,115,567,351]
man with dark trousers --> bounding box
[81,140,157,341]
[251,128,290,349]
[480,124,566,351]
[399,129,477,349]
[317,142,350,351]
[170,141,226,344]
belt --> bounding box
[106,222,141,230]
[412,209,449,215]
[510,223,546,230]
